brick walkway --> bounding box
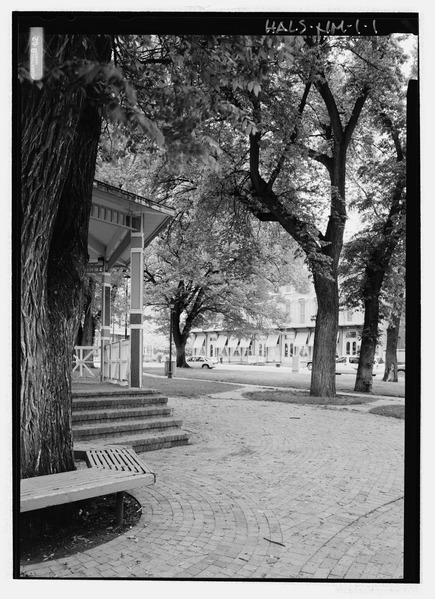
[20,391,404,580]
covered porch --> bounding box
[75,180,174,388]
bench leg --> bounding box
[116,491,124,525]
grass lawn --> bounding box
[368,404,405,419]
[142,374,243,397]
[143,364,404,398]
[241,390,376,405]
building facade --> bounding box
[188,285,400,367]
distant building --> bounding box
[189,284,404,366]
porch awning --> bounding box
[294,331,308,346]
[215,335,228,349]
[266,333,280,347]
[307,332,315,346]
[192,334,206,348]
[227,337,239,348]
[238,338,251,348]
[89,180,174,269]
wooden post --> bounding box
[100,268,111,381]
[130,221,144,388]
[115,491,124,525]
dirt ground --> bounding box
[20,493,142,567]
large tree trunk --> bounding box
[309,140,347,397]
[20,34,111,478]
[175,343,189,368]
[311,272,339,397]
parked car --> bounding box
[307,356,385,375]
[397,364,405,380]
[186,356,216,369]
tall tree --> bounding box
[340,91,406,392]
[20,34,113,478]
[189,35,408,396]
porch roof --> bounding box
[87,180,174,269]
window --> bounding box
[288,301,294,323]
[259,343,263,357]
[210,344,214,357]
[284,343,289,357]
[286,301,291,321]
[290,343,294,357]
[346,342,350,355]
[299,299,306,324]
[352,341,357,355]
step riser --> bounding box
[73,430,184,442]
[128,439,189,452]
[72,390,163,399]
[72,408,173,423]
[87,434,190,453]
[73,397,168,409]
[73,421,183,440]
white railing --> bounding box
[103,340,130,383]
[73,346,101,377]
[73,342,130,383]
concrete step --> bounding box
[72,388,162,399]
[72,394,168,410]
[72,405,173,424]
[79,429,191,453]
[71,387,190,452]
[73,417,183,441]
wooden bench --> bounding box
[20,445,156,525]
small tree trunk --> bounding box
[383,314,401,381]
[310,273,339,397]
[172,309,190,368]
[355,295,380,393]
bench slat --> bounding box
[21,468,154,512]
[85,446,154,477]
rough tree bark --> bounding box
[20,34,112,478]
[383,313,401,382]
[355,287,383,392]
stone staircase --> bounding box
[72,388,190,453]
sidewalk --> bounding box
[20,380,405,580]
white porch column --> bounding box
[130,224,144,388]
[100,268,111,381]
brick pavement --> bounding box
[20,392,404,580]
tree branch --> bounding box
[343,87,369,149]
[267,81,312,191]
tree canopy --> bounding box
[18,25,415,476]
